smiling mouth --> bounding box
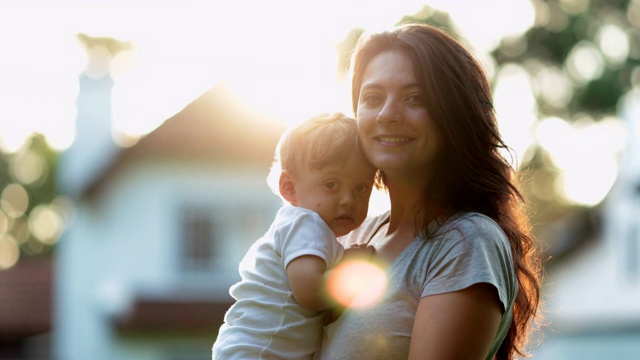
[375,136,413,143]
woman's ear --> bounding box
[279,171,297,205]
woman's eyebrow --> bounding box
[359,83,382,92]
[360,82,422,92]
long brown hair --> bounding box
[350,23,543,359]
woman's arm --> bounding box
[408,283,502,360]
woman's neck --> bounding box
[385,175,426,235]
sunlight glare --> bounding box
[0,0,540,147]
[326,259,387,309]
[0,2,82,152]
[536,116,626,206]
[432,0,535,51]
[368,188,391,217]
[493,64,537,167]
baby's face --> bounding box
[294,155,376,237]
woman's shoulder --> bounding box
[338,211,390,247]
[440,212,509,248]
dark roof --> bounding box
[84,84,286,198]
[0,256,52,339]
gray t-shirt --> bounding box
[314,211,517,360]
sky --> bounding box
[0,0,535,148]
[0,0,629,207]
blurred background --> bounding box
[0,0,638,359]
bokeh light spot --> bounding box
[597,25,629,65]
[0,211,9,235]
[11,216,31,245]
[326,259,387,309]
[0,234,20,270]
[29,204,64,245]
[10,149,46,185]
[628,0,640,28]
[534,65,574,108]
[1,183,29,218]
[559,0,589,15]
[565,42,605,84]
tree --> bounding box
[0,134,63,269]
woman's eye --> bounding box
[361,93,382,105]
[407,93,424,105]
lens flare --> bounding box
[325,259,387,309]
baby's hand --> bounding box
[342,243,374,263]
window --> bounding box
[181,206,216,272]
[178,199,280,274]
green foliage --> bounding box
[493,0,635,118]
[0,134,59,260]
[576,69,626,112]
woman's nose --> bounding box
[376,99,402,124]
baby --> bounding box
[212,112,376,359]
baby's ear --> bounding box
[279,171,297,205]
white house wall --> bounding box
[532,91,640,358]
[55,159,281,360]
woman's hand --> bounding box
[342,243,375,263]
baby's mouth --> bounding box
[335,214,354,224]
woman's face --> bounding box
[356,50,442,181]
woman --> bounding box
[315,23,542,360]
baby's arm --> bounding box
[286,255,329,311]
[286,244,375,312]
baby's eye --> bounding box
[324,181,339,191]
[355,184,370,193]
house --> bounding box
[0,256,52,359]
[531,90,640,358]
[54,44,287,358]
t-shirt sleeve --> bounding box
[278,209,344,270]
[337,212,390,248]
[422,214,516,312]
